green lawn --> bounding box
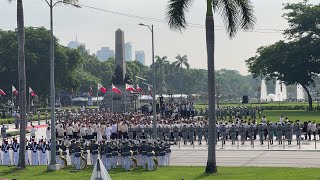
[261,110,320,122]
[0,166,320,180]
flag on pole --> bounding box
[89,85,93,96]
[136,84,144,94]
[29,87,36,97]
[148,85,152,96]
[98,83,107,93]
[125,83,136,92]
[12,85,18,96]
[112,84,122,94]
[0,89,6,96]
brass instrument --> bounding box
[80,153,87,169]
[130,150,138,171]
[59,151,67,169]
[145,151,158,170]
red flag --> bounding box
[29,87,36,97]
[112,84,122,94]
[148,85,152,96]
[0,89,6,96]
[89,85,93,96]
[98,83,107,93]
[12,85,18,96]
[137,84,144,94]
[126,83,136,92]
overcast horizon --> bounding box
[1,0,316,75]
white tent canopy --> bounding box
[90,158,112,180]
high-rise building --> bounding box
[96,47,115,61]
[135,50,145,65]
[67,37,85,49]
[125,42,133,61]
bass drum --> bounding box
[130,157,138,171]
[59,155,67,169]
[80,154,87,169]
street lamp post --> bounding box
[138,23,157,139]
[45,0,80,170]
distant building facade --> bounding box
[96,47,115,61]
[125,42,133,61]
[135,50,145,65]
[67,39,84,49]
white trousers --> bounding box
[112,156,117,168]
[40,152,47,165]
[32,152,38,165]
[3,152,10,165]
[166,153,171,166]
[13,151,19,165]
[124,156,130,171]
[25,151,29,165]
[91,154,97,166]
[70,154,74,166]
[105,157,112,170]
[74,157,80,170]
[147,156,154,171]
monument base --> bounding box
[101,86,140,113]
[47,164,61,171]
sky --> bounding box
[0,0,312,75]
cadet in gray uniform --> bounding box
[268,123,275,145]
[220,124,227,145]
[182,125,188,145]
[293,121,302,145]
[144,126,151,139]
[230,124,237,145]
[277,123,284,145]
[258,123,265,145]
[104,141,113,170]
[164,126,171,141]
[248,123,255,145]
[136,125,143,140]
[239,124,247,145]
[73,141,82,170]
[286,122,293,145]
[173,125,179,144]
[204,122,209,144]
[188,124,195,145]
[157,125,163,140]
[196,124,203,145]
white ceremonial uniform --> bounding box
[39,143,47,165]
[12,142,19,165]
[31,143,39,165]
[2,143,10,165]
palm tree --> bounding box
[173,54,189,95]
[166,0,255,173]
[154,56,169,94]
[11,0,27,168]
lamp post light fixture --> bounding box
[44,0,81,170]
[139,23,157,139]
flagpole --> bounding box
[96,84,99,113]
[28,91,31,125]
[124,86,127,112]
[112,88,114,112]
[11,86,14,114]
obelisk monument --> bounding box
[114,29,126,85]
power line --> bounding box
[75,3,284,34]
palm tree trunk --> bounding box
[17,0,27,169]
[205,0,217,174]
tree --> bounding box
[154,56,170,94]
[246,2,320,111]
[173,54,189,93]
[166,0,255,173]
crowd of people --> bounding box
[0,105,319,169]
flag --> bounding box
[112,84,122,94]
[137,84,144,94]
[29,87,36,97]
[12,85,18,96]
[89,85,93,96]
[126,83,136,92]
[148,85,152,96]
[0,89,6,96]
[98,83,107,93]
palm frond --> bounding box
[234,0,256,30]
[218,0,239,37]
[166,0,194,31]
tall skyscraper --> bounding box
[135,50,145,65]
[96,47,115,61]
[125,42,133,61]
[67,36,85,49]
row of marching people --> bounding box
[0,137,171,172]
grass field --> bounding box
[0,166,320,180]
